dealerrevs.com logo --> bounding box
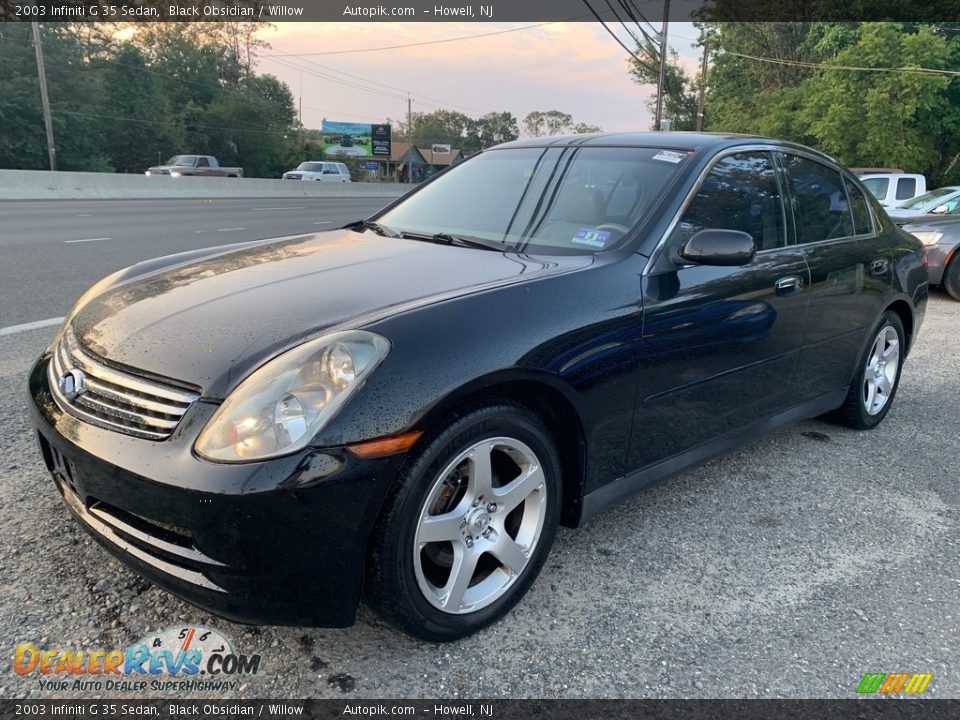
[13,626,261,693]
[856,672,934,695]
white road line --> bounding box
[0,317,65,337]
[313,221,333,225]
[252,206,306,211]
[64,237,111,244]
[217,227,246,232]
[195,230,205,233]
[76,213,93,217]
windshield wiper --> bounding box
[345,219,401,238]
[403,231,512,252]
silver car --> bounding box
[888,186,960,218]
[900,214,960,299]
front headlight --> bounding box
[910,230,943,246]
[195,330,390,462]
[169,171,182,177]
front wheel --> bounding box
[366,405,562,642]
[834,311,905,429]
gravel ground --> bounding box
[0,292,957,700]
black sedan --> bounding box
[28,133,927,642]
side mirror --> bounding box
[680,229,756,267]
[931,204,949,214]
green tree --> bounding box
[699,22,960,183]
[522,110,601,137]
[100,44,177,173]
[628,41,700,130]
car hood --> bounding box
[70,230,590,397]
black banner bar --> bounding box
[5,0,960,22]
[0,700,958,720]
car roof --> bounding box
[495,131,837,163]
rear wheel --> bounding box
[366,405,562,642]
[943,254,960,301]
[834,311,905,429]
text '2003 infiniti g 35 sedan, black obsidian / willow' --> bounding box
[29,133,928,641]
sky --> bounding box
[256,22,703,136]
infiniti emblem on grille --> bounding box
[58,368,87,400]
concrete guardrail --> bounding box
[0,169,412,201]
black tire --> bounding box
[943,254,960,301]
[834,310,905,430]
[366,404,562,642]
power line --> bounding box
[582,0,659,74]
[265,55,483,114]
[260,20,587,58]
[725,50,960,76]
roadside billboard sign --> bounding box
[321,120,391,158]
[431,144,452,155]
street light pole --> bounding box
[31,22,57,170]
[654,0,670,130]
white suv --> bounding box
[282,161,351,182]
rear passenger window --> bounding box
[845,179,872,235]
[674,152,786,252]
[780,154,855,244]
[896,177,916,200]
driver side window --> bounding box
[673,152,786,253]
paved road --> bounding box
[0,197,391,328]
[0,278,956,697]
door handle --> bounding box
[775,276,804,294]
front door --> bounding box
[628,150,810,471]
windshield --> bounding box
[376,146,689,254]
[861,177,889,199]
[898,186,956,209]
[297,162,325,172]
[165,155,195,166]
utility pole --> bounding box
[298,71,303,145]
[31,22,57,171]
[696,39,709,131]
[406,92,413,183]
[654,0,670,130]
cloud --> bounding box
[257,22,700,133]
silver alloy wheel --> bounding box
[862,325,900,415]
[413,437,548,615]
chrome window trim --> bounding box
[643,143,788,274]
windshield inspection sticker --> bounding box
[652,150,687,163]
[571,227,612,248]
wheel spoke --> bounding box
[442,544,479,610]
[419,512,464,544]
[468,442,493,499]
[882,338,899,361]
[869,336,884,366]
[864,378,877,410]
[489,536,528,575]
[878,374,892,395]
[493,464,544,513]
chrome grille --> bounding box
[48,328,199,440]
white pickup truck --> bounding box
[854,170,926,208]
[145,155,243,178]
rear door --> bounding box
[776,152,889,398]
[629,150,810,471]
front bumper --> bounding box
[28,354,405,627]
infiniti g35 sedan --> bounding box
[29,133,928,642]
